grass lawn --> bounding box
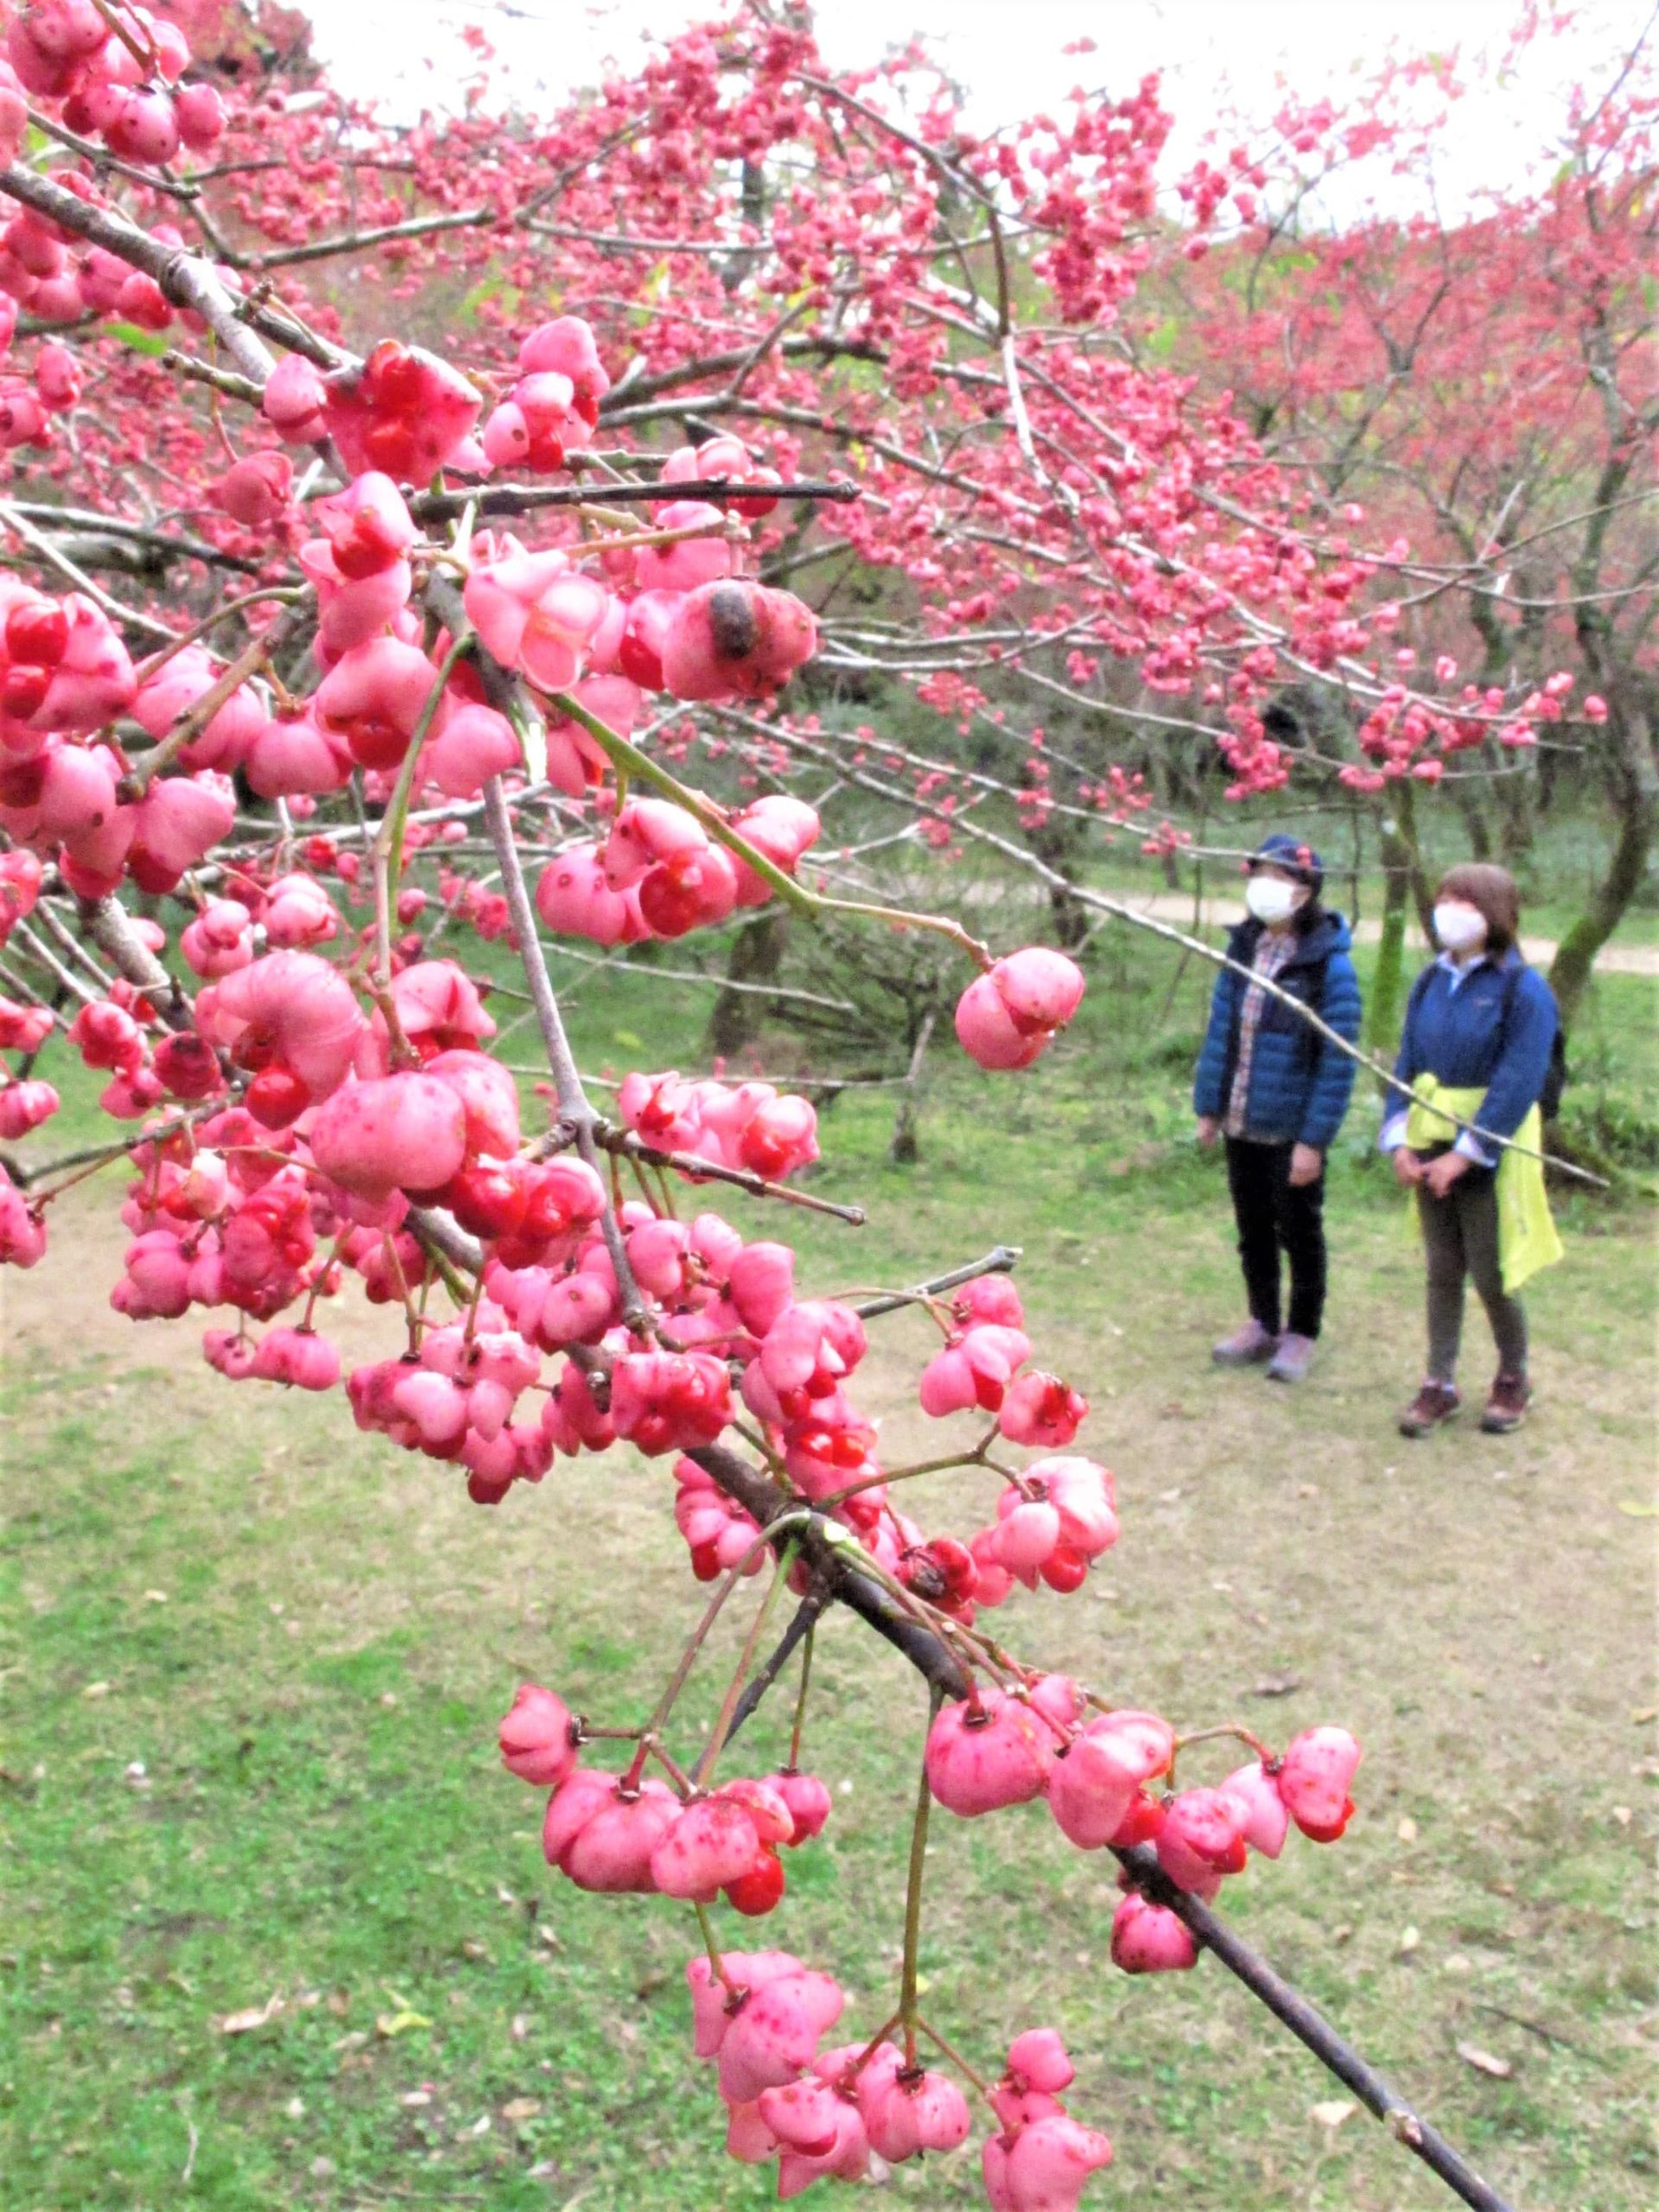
[3,928,1656,2212]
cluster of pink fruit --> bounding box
[0,12,234,401]
[500,1684,831,1919]
[533,791,823,946]
[926,1685,1362,1971]
[499,1683,1116,2208]
[689,1979,1111,2211]
[616,1065,820,1180]
[4,918,1116,1609]
[10,908,1107,1551]
[3,2,225,173]
[493,1671,1357,2208]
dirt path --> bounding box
[1118,891,1659,975]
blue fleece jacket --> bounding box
[1192,912,1362,1150]
[1383,950,1558,1152]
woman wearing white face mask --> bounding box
[1192,836,1363,1383]
[1382,862,1563,1438]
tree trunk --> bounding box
[1023,815,1090,947]
[888,1008,937,1166]
[1396,779,1436,942]
[1365,789,1428,1090]
[1493,768,1535,869]
[1547,684,1657,1034]
[1455,781,1493,861]
[709,909,790,1057]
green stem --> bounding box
[370,632,476,1065]
[837,2011,904,2087]
[917,2015,998,2105]
[1171,1720,1274,1764]
[375,632,475,883]
[693,1900,735,1992]
[624,1548,764,1789]
[899,1690,942,2063]
[786,1624,815,1770]
[821,1431,1000,1509]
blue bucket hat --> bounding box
[1249,833,1324,896]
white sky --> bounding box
[296,0,1652,210]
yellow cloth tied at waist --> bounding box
[1404,1074,1563,1294]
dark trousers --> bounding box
[1415,1163,1528,1383]
[1224,1137,1326,1338]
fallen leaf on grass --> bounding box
[1631,1707,1657,1726]
[501,2098,543,2122]
[1397,1815,1419,1842]
[217,1993,284,2035]
[1248,1673,1301,1699]
[81,1681,111,1700]
[1456,2042,1512,2079]
[376,2009,432,2039]
[1398,1926,1421,1955]
[400,2090,432,2109]
[1309,2100,1356,2131]
[1616,1499,1656,1517]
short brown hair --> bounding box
[1438,861,1520,952]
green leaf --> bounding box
[612,1029,645,1052]
[104,321,172,359]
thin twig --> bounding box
[852,1245,1021,1320]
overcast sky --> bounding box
[296,0,1650,212]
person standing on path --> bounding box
[1383,862,1563,1439]
[1192,835,1363,1383]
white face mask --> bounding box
[1433,901,1487,954]
[1246,874,1301,925]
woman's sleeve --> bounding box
[1298,952,1362,1151]
[1469,969,1558,1145]
[1192,969,1235,1118]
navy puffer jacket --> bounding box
[1192,912,1363,1150]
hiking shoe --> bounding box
[1266,1332,1317,1384]
[1398,1382,1461,1438]
[1480,1372,1531,1433]
[1212,1319,1278,1368]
